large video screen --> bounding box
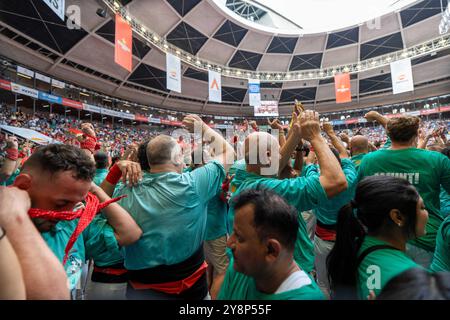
[254,101,279,117]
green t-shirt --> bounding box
[228,168,329,273]
[228,159,246,176]
[310,159,358,225]
[357,236,419,299]
[206,193,228,241]
[430,216,450,272]
[93,168,108,186]
[440,187,450,218]
[114,161,225,270]
[351,153,367,169]
[1,168,20,186]
[218,258,324,300]
[83,215,123,267]
[358,148,450,252]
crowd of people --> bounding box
[1,99,450,300]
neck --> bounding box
[246,164,277,177]
[390,140,415,150]
[150,163,180,174]
[254,259,300,294]
[369,229,408,251]
[352,149,368,156]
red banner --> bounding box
[135,114,149,123]
[115,14,132,72]
[62,98,83,109]
[440,105,450,112]
[161,119,171,125]
[0,79,11,91]
[334,73,351,104]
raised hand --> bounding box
[299,110,321,142]
[182,114,204,133]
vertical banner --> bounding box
[115,14,132,72]
[334,73,351,103]
[42,0,65,21]
[208,70,222,103]
[390,58,414,94]
[166,53,181,93]
[248,79,261,106]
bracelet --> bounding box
[0,226,6,241]
[105,163,122,185]
[5,148,18,161]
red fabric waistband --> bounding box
[93,266,128,276]
[315,224,336,241]
[129,261,208,295]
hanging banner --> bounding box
[390,58,414,95]
[62,98,83,109]
[166,53,181,93]
[51,79,66,88]
[17,66,35,78]
[0,79,11,91]
[208,70,222,103]
[334,73,351,103]
[115,13,132,72]
[248,79,261,107]
[11,83,38,99]
[42,0,65,21]
[82,103,102,114]
[35,73,51,83]
[38,91,62,104]
[254,101,279,117]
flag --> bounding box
[390,58,414,94]
[166,53,181,93]
[208,70,222,103]
[334,73,351,103]
[115,14,132,72]
[248,79,261,106]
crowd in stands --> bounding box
[1,99,450,301]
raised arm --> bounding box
[323,122,349,159]
[300,111,347,198]
[90,183,142,246]
[0,135,19,183]
[364,111,389,129]
[0,187,69,299]
[183,114,235,172]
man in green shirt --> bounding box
[349,135,369,168]
[93,151,110,186]
[218,189,324,300]
[358,115,450,267]
[228,111,348,274]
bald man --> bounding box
[112,116,235,300]
[350,135,369,168]
[228,110,347,275]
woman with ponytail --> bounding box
[326,175,429,299]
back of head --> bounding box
[233,189,298,252]
[386,116,420,143]
[146,135,180,167]
[377,268,450,300]
[327,175,419,298]
[94,151,109,169]
[137,139,151,170]
[22,144,95,181]
[351,135,369,155]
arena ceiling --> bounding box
[0,0,449,117]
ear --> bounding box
[389,209,406,227]
[265,239,282,262]
[13,173,32,190]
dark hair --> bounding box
[326,175,420,299]
[233,189,298,251]
[377,268,450,300]
[94,151,109,169]
[137,139,151,171]
[22,144,95,181]
[386,116,420,143]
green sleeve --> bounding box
[439,155,450,194]
[83,216,123,267]
[189,160,226,204]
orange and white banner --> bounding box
[115,14,132,72]
[208,70,222,103]
[166,53,181,93]
[390,58,414,95]
[334,73,351,103]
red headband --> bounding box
[28,192,126,265]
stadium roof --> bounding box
[0,0,448,117]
